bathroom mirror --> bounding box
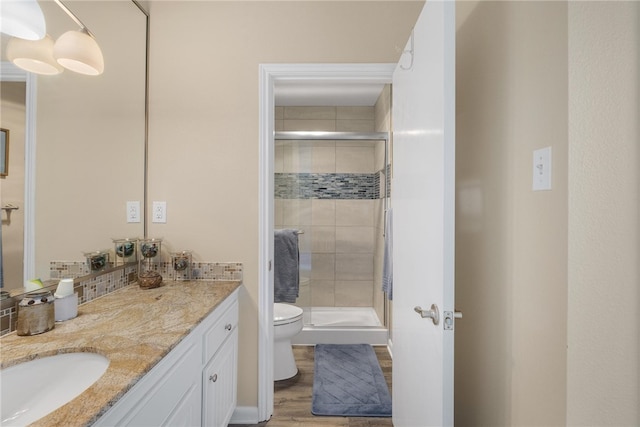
[0,1,147,293]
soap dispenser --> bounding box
[54,278,78,322]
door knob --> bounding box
[414,304,440,325]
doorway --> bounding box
[258,4,456,424]
[258,63,395,421]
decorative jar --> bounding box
[83,250,110,272]
[171,250,192,280]
[112,237,138,266]
[138,238,163,289]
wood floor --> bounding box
[230,345,393,427]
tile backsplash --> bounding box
[1,261,243,336]
[156,261,243,281]
[49,261,91,279]
[1,264,136,336]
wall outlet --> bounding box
[152,201,167,223]
[126,201,141,223]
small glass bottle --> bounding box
[83,250,110,272]
[171,250,192,280]
[112,237,138,266]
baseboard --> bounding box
[230,406,260,425]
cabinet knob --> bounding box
[209,374,218,382]
[225,323,232,331]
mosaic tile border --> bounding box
[275,166,391,200]
[155,262,243,281]
[0,304,17,337]
[77,265,138,305]
[0,265,136,336]
[275,173,379,199]
[50,261,91,279]
[1,262,243,336]
[50,261,243,282]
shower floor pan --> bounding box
[292,307,388,345]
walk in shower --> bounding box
[274,126,390,345]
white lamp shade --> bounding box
[6,35,64,75]
[0,0,46,40]
[53,30,104,76]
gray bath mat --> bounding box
[311,344,392,417]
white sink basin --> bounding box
[0,352,109,427]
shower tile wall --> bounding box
[275,106,380,309]
[276,106,376,133]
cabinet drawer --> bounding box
[203,301,238,362]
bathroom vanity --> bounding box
[93,286,239,426]
[0,280,241,427]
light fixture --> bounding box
[54,29,104,75]
[0,0,46,40]
[52,0,104,76]
[6,35,64,75]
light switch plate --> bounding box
[533,147,552,191]
[126,201,141,223]
[152,201,167,223]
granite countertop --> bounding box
[0,280,242,427]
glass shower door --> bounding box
[275,133,388,331]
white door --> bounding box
[391,1,456,426]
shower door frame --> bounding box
[274,130,390,332]
[258,63,395,423]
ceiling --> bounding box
[274,80,386,107]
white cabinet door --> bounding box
[94,338,201,427]
[163,381,201,427]
[202,329,238,427]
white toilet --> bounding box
[273,302,304,381]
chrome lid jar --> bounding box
[17,290,55,336]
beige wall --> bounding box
[146,1,423,409]
[456,1,639,425]
[1,82,26,290]
[455,1,569,425]
[567,2,639,425]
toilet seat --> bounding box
[274,303,303,326]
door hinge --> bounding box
[268,260,272,271]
